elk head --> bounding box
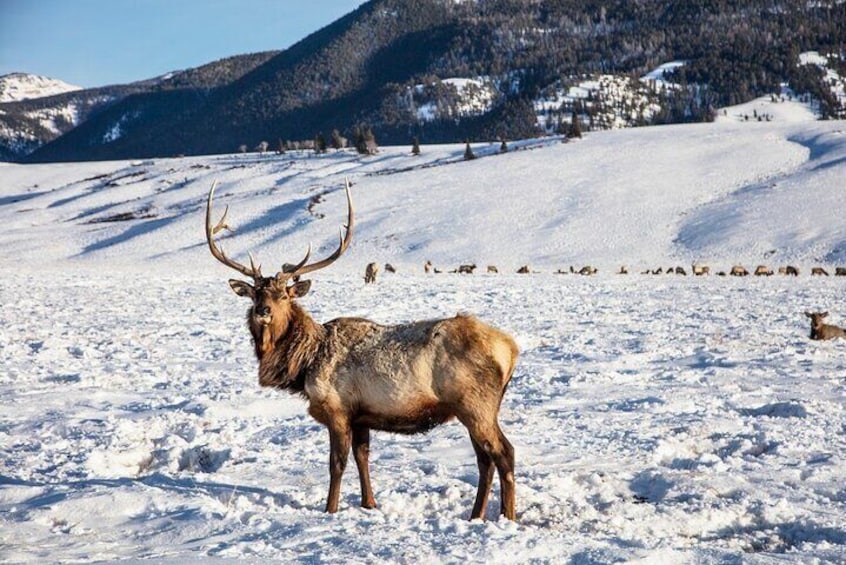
[804,311,828,328]
[206,180,354,354]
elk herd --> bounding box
[411,262,845,278]
[204,179,846,524]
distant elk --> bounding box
[691,264,710,276]
[674,266,687,276]
[804,312,846,341]
[206,180,518,520]
[578,266,597,276]
[516,265,531,274]
[457,264,477,274]
[424,260,433,274]
[811,267,829,276]
[617,266,628,274]
[384,263,396,274]
[836,267,846,276]
[364,262,379,284]
[487,265,499,274]
[754,265,774,276]
[778,266,800,276]
[730,265,749,276]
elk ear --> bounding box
[288,279,312,298]
[804,311,812,317]
[229,279,255,299]
[822,311,829,318]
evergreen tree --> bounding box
[354,126,365,154]
[464,140,476,160]
[411,136,421,155]
[499,137,508,153]
[315,132,327,153]
[568,111,583,139]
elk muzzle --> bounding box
[254,305,273,325]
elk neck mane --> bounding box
[254,301,325,393]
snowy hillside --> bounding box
[1,98,845,563]
[0,73,82,103]
[1,97,844,273]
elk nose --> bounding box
[256,306,271,317]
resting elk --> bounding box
[804,311,846,341]
[205,180,519,520]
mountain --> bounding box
[0,52,278,161]
[12,0,846,163]
[0,73,82,103]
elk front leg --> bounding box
[352,425,376,509]
[325,422,351,513]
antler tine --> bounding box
[206,181,262,279]
[248,252,262,277]
[288,178,355,279]
[211,204,231,235]
[277,245,312,279]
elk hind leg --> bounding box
[493,426,516,520]
[469,437,495,520]
[352,425,376,509]
[325,422,351,513]
[464,419,516,521]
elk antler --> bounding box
[279,178,354,281]
[206,181,262,279]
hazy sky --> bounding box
[0,0,366,88]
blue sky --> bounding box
[0,0,366,88]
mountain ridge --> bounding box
[4,0,845,163]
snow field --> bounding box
[1,272,845,563]
[1,94,845,562]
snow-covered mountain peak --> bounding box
[0,72,82,103]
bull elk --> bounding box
[205,180,519,520]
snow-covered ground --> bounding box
[1,97,845,563]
